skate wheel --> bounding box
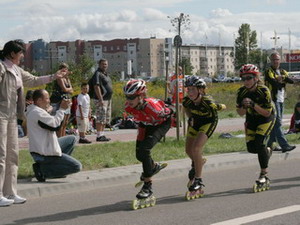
[150,196,156,207]
[161,163,168,169]
[266,181,270,190]
[132,199,139,210]
[135,180,143,188]
[145,198,151,207]
[191,194,196,200]
[139,199,146,209]
[253,184,258,193]
[185,191,192,201]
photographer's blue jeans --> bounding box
[31,136,82,178]
[267,102,289,149]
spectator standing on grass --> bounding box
[264,51,295,153]
[76,83,92,144]
[50,63,73,137]
[26,89,81,182]
[0,40,66,206]
[88,58,113,142]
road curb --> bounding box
[17,148,300,199]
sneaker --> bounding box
[0,197,14,207]
[79,138,92,144]
[32,163,46,182]
[282,145,296,153]
[96,136,111,142]
[6,195,26,204]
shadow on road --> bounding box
[6,200,132,225]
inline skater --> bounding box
[123,79,172,209]
[183,75,226,200]
[236,64,276,192]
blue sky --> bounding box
[1,0,300,49]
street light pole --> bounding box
[168,12,190,140]
[270,30,280,51]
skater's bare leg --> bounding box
[186,133,208,178]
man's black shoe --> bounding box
[282,145,296,153]
[79,138,92,144]
[96,136,111,142]
[32,163,46,182]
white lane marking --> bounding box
[211,205,300,225]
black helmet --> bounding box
[184,75,206,88]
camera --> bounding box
[61,94,70,100]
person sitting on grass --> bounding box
[26,89,82,182]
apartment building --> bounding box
[179,45,235,77]
[23,38,237,78]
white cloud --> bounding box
[1,1,300,50]
[266,0,286,5]
[143,8,168,21]
[209,8,233,18]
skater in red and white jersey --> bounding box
[124,79,173,201]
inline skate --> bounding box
[185,178,205,201]
[187,158,207,188]
[253,172,270,193]
[132,181,156,210]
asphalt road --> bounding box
[2,157,300,225]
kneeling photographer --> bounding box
[26,89,81,182]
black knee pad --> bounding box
[136,148,150,163]
[246,141,257,154]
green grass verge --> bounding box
[18,131,300,179]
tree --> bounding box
[248,49,269,71]
[180,57,194,75]
[235,24,258,68]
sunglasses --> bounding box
[241,76,255,81]
[125,95,138,100]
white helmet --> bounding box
[123,79,146,95]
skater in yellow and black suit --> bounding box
[183,75,226,195]
[236,64,276,186]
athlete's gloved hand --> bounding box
[242,98,255,108]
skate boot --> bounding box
[185,178,205,201]
[187,158,207,188]
[132,181,156,210]
[253,172,270,193]
[135,162,168,188]
[187,163,195,188]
